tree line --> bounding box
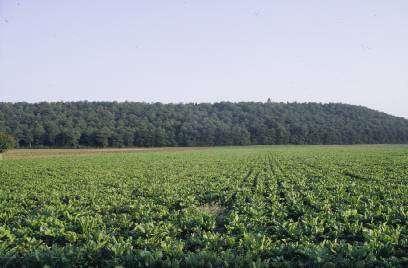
[0,101,407,148]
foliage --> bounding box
[0,145,407,266]
[1,102,408,148]
[0,132,15,153]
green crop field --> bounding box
[0,145,407,266]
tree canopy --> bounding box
[1,101,407,148]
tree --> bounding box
[32,123,45,146]
[94,128,112,148]
[0,102,408,148]
[0,133,16,158]
[43,122,59,146]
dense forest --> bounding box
[1,101,408,148]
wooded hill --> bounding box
[1,102,407,148]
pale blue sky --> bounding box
[1,0,407,117]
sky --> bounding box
[0,0,407,118]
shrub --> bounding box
[0,132,16,153]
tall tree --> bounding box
[0,102,407,148]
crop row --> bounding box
[0,146,407,266]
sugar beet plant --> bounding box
[0,146,407,266]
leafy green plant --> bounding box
[0,145,407,266]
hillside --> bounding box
[0,102,407,148]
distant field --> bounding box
[0,145,407,266]
[1,146,211,159]
[3,144,406,159]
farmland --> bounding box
[0,145,407,266]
